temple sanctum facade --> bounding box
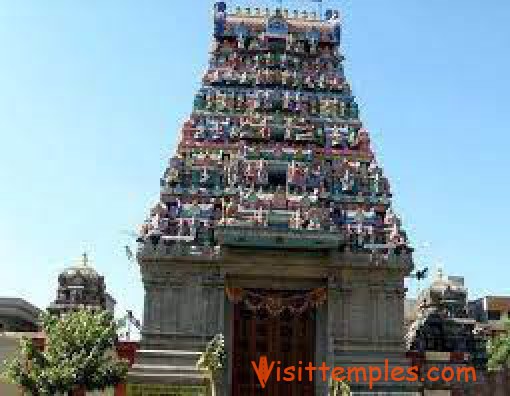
[129,3,418,395]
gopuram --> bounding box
[129,3,417,395]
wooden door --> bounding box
[231,290,315,396]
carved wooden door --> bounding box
[231,290,315,396]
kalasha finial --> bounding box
[435,266,444,281]
[81,252,89,267]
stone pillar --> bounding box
[380,287,388,340]
[341,288,352,342]
[320,277,338,395]
[369,286,380,344]
[382,286,401,343]
[202,271,225,336]
[143,285,150,331]
[144,284,159,333]
[201,272,226,394]
[155,285,164,332]
[327,276,340,343]
[393,287,406,343]
[162,287,171,332]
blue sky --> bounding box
[0,0,509,326]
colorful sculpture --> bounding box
[139,3,411,254]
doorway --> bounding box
[231,289,316,396]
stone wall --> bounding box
[140,264,225,351]
[329,267,407,352]
[134,248,414,394]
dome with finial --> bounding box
[429,267,448,289]
[59,252,100,282]
[49,253,115,316]
[429,267,466,294]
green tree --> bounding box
[2,309,128,395]
[329,377,351,396]
[196,333,226,375]
[487,318,510,371]
[197,334,226,396]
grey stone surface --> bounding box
[130,247,417,394]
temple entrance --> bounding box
[231,289,317,396]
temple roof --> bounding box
[49,253,115,316]
[59,253,100,281]
[428,269,466,293]
[0,297,41,328]
[137,2,411,261]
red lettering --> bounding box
[428,367,440,382]
[251,356,274,388]
[406,366,419,382]
[369,367,382,389]
[347,367,367,383]
[442,367,455,382]
[283,366,295,382]
[331,367,346,382]
[317,362,330,382]
[390,367,405,382]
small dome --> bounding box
[61,265,99,278]
[430,268,448,288]
[429,269,465,293]
[59,253,100,281]
[49,252,115,317]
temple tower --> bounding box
[405,271,487,393]
[130,3,416,394]
[48,253,116,316]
